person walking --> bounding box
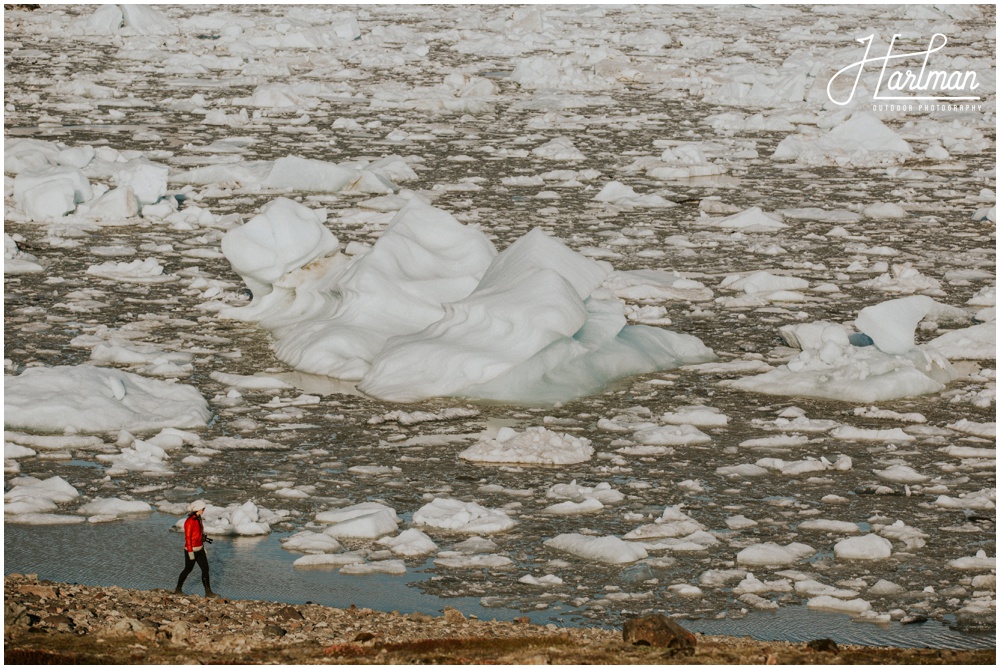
[175,500,218,598]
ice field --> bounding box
[3,3,996,646]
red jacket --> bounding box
[184,513,205,552]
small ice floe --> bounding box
[873,520,929,550]
[77,497,153,522]
[433,553,514,569]
[519,573,563,587]
[947,551,996,571]
[934,490,995,511]
[209,371,295,390]
[531,137,586,160]
[796,519,862,534]
[544,533,648,564]
[368,408,479,425]
[857,264,944,296]
[593,181,676,208]
[281,531,343,554]
[545,480,624,504]
[806,596,872,615]
[831,426,914,442]
[340,559,407,575]
[632,424,711,446]
[4,365,210,433]
[87,258,177,284]
[412,498,517,534]
[377,528,438,557]
[315,502,401,539]
[642,143,728,180]
[623,506,705,541]
[4,475,80,516]
[542,498,605,516]
[736,542,815,567]
[726,297,958,402]
[293,552,365,568]
[4,234,43,274]
[946,419,996,439]
[97,436,172,476]
[834,534,893,560]
[699,207,786,233]
[873,465,929,484]
[459,426,593,465]
[660,405,728,427]
[772,113,911,167]
[927,323,996,361]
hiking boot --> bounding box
[174,588,183,595]
[205,591,220,599]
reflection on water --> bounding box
[3,514,994,650]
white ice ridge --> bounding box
[220,198,716,404]
[726,296,959,402]
[4,365,211,434]
[459,426,594,465]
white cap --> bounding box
[189,500,206,512]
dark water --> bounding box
[4,514,994,650]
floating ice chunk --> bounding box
[727,303,957,402]
[13,166,91,219]
[807,596,872,615]
[434,553,514,569]
[834,534,892,560]
[660,405,728,427]
[118,4,178,35]
[519,573,564,587]
[87,258,176,284]
[543,498,604,515]
[604,270,713,302]
[315,502,401,539]
[699,569,747,587]
[855,296,934,355]
[633,424,711,446]
[863,202,907,219]
[114,159,168,207]
[220,197,339,300]
[831,426,914,442]
[874,465,929,484]
[340,559,407,575]
[647,143,728,179]
[624,506,704,540]
[773,113,911,167]
[4,234,43,274]
[4,475,80,515]
[701,207,786,232]
[725,515,759,530]
[546,480,624,505]
[208,371,295,390]
[459,426,593,465]
[797,519,861,534]
[794,578,859,598]
[532,137,586,160]
[4,365,210,433]
[736,542,815,566]
[544,533,648,564]
[858,264,944,296]
[281,530,343,554]
[76,497,153,518]
[934,491,995,511]
[594,181,676,207]
[948,551,996,571]
[293,552,363,568]
[97,439,171,475]
[927,322,996,361]
[413,498,517,534]
[946,420,996,438]
[82,186,139,220]
[377,528,438,557]
[874,520,929,550]
[716,463,769,477]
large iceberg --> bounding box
[220,199,715,404]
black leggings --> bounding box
[176,548,211,594]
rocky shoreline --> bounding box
[4,574,995,665]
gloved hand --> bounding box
[188,551,195,560]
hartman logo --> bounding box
[827,33,982,108]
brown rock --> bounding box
[622,614,696,654]
[354,631,376,642]
[514,616,531,624]
[276,605,304,621]
[806,638,839,653]
[263,624,286,637]
[443,606,466,624]
[19,585,58,599]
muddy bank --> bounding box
[4,574,995,665]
